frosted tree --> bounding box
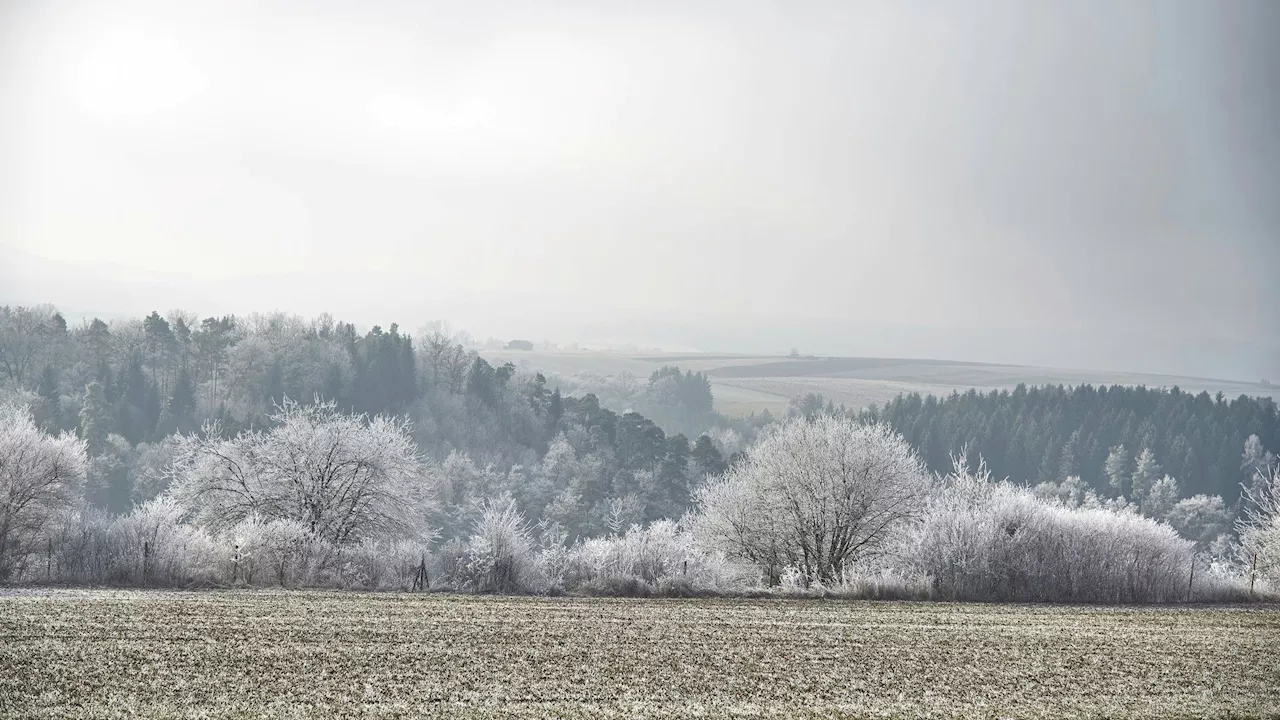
[171,399,433,544]
[1237,465,1280,589]
[1141,475,1179,519]
[1165,494,1231,549]
[1105,445,1131,497]
[1032,475,1089,507]
[449,498,540,593]
[1241,435,1277,495]
[1130,448,1161,503]
[0,403,88,579]
[692,415,929,585]
[78,381,113,456]
[0,306,54,387]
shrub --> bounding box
[909,459,1196,602]
[108,497,223,585]
[441,499,545,593]
[561,520,749,594]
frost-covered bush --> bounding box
[107,497,223,585]
[561,520,749,594]
[29,500,222,586]
[228,517,333,587]
[440,499,545,593]
[910,459,1195,602]
[340,539,434,590]
[40,505,116,584]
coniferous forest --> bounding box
[861,385,1279,502]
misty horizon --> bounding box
[3,0,1278,380]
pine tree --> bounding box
[1105,445,1131,497]
[168,368,197,434]
[143,311,175,394]
[547,388,563,434]
[1058,429,1082,480]
[691,434,727,478]
[79,381,112,456]
[1130,447,1162,502]
[36,364,61,431]
[143,381,161,440]
[116,355,150,444]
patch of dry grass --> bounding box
[1,590,1277,718]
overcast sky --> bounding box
[1,1,1277,378]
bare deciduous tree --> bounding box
[0,402,88,578]
[693,415,929,585]
[171,399,433,545]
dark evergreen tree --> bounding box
[35,364,61,431]
[167,368,197,434]
[691,434,727,478]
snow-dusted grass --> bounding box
[2,590,1277,719]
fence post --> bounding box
[143,541,151,586]
[47,537,52,582]
[1186,557,1195,603]
[1250,553,1257,596]
[682,560,687,577]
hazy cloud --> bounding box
[2,0,1276,377]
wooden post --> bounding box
[1250,553,1257,595]
[1186,557,1195,603]
[682,560,687,577]
[232,544,240,584]
[46,537,52,582]
[143,541,151,586]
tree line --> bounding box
[5,398,1277,600]
[854,384,1278,504]
[3,303,1279,600]
[0,305,734,537]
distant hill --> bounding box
[480,349,1280,418]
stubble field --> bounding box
[1,590,1278,719]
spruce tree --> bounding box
[1130,447,1162,502]
[1105,445,1131,497]
[79,381,113,456]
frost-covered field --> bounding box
[2,590,1278,719]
